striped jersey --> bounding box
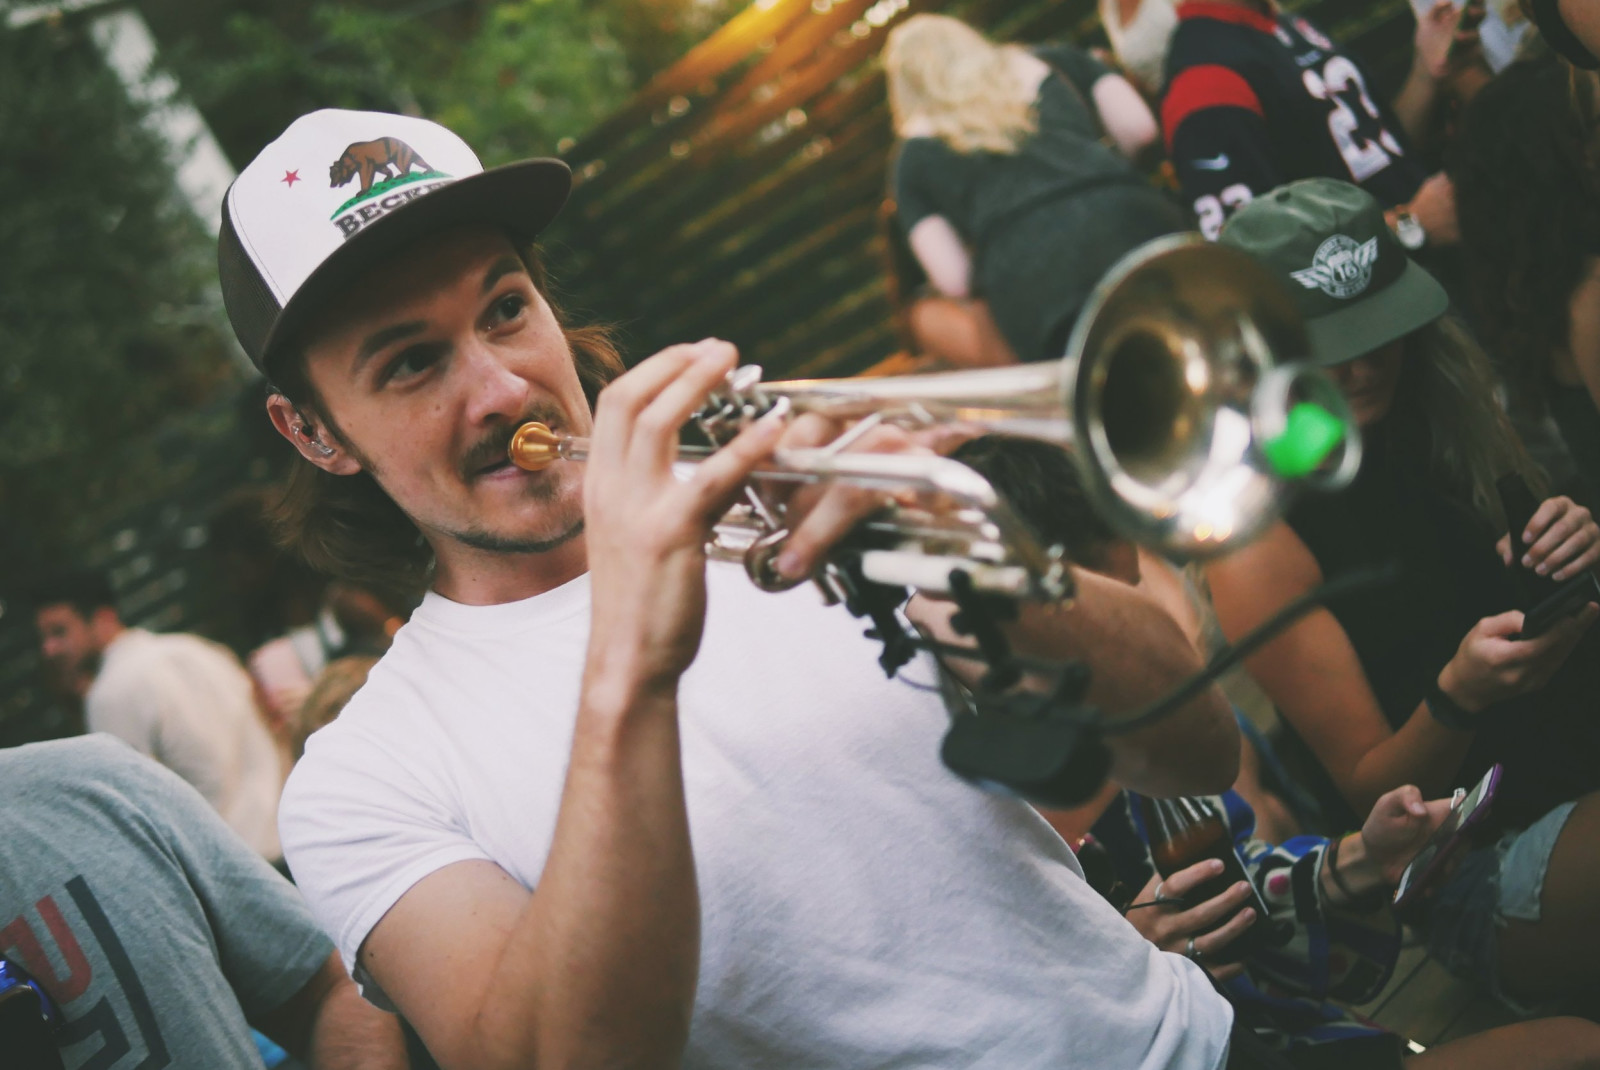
[1161,2,1424,238]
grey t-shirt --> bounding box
[0,735,333,1069]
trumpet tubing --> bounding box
[508,235,1359,600]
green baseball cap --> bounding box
[1217,178,1449,366]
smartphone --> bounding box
[1497,474,1563,607]
[1392,763,1501,914]
[1520,572,1600,639]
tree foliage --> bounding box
[176,0,740,167]
[0,19,240,582]
[0,0,739,582]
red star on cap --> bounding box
[281,170,301,188]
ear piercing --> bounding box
[294,423,337,458]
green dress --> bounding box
[892,44,1186,362]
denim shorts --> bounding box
[1420,801,1576,1016]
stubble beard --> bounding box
[336,401,590,559]
[447,492,586,555]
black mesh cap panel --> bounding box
[218,191,282,375]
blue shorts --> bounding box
[1420,801,1575,1015]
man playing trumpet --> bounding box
[226,109,1242,1069]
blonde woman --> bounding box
[885,14,1185,363]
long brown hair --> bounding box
[266,244,625,599]
[1398,316,1546,529]
[1450,54,1600,412]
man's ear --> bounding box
[266,394,362,475]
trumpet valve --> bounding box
[508,421,562,471]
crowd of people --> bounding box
[7,0,1600,1068]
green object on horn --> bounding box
[1262,402,1347,479]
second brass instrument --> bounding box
[508,235,1361,602]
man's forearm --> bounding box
[1008,572,1239,796]
[473,679,699,1070]
[308,981,408,1070]
[259,954,406,1070]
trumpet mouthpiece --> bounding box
[508,421,562,471]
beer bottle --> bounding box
[1137,795,1288,957]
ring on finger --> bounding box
[1154,881,1170,905]
[1186,936,1202,962]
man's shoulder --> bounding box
[283,653,439,794]
[150,630,252,676]
[2,733,134,775]
[98,629,241,687]
[2,734,183,806]
[1167,15,1274,78]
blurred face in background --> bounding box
[35,604,114,688]
[1326,339,1405,427]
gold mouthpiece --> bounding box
[508,421,562,471]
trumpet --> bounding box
[508,235,1360,603]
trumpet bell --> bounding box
[1065,234,1348,556]
[761,234,1354,559]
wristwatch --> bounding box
[1426,679,1478,731]
[1392,210,1426,251]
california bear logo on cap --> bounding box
[328,137,452,239]
[1290,234,1379,300]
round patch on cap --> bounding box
[1289,234,1380,301]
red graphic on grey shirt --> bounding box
[3,876,169,1068]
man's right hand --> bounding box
[1438,604,1598,712]
[583,339,785,697]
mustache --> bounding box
[460,404,568,479]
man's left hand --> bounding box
[764,413,933,582]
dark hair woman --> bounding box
[1206,178,1600,1016]
[1450,52,1600,490]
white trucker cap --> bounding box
[218,108,571,376]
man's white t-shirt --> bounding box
[88,628,284,859]
[281,564,1231,1069]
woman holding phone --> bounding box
[943,431,1600,1063]
[1110,785,1600,1068]
[1206,179,1600,1015]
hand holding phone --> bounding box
[1521,573,1600,639]
[1499,475,1562,605]
[1393,765,1501,914]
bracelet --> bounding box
[1323,835,1382,907]
[1426,679,1478,731]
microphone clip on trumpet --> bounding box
[508,235,1363,805]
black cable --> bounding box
[1100,562,1400,737]
[896,563,1397,737]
